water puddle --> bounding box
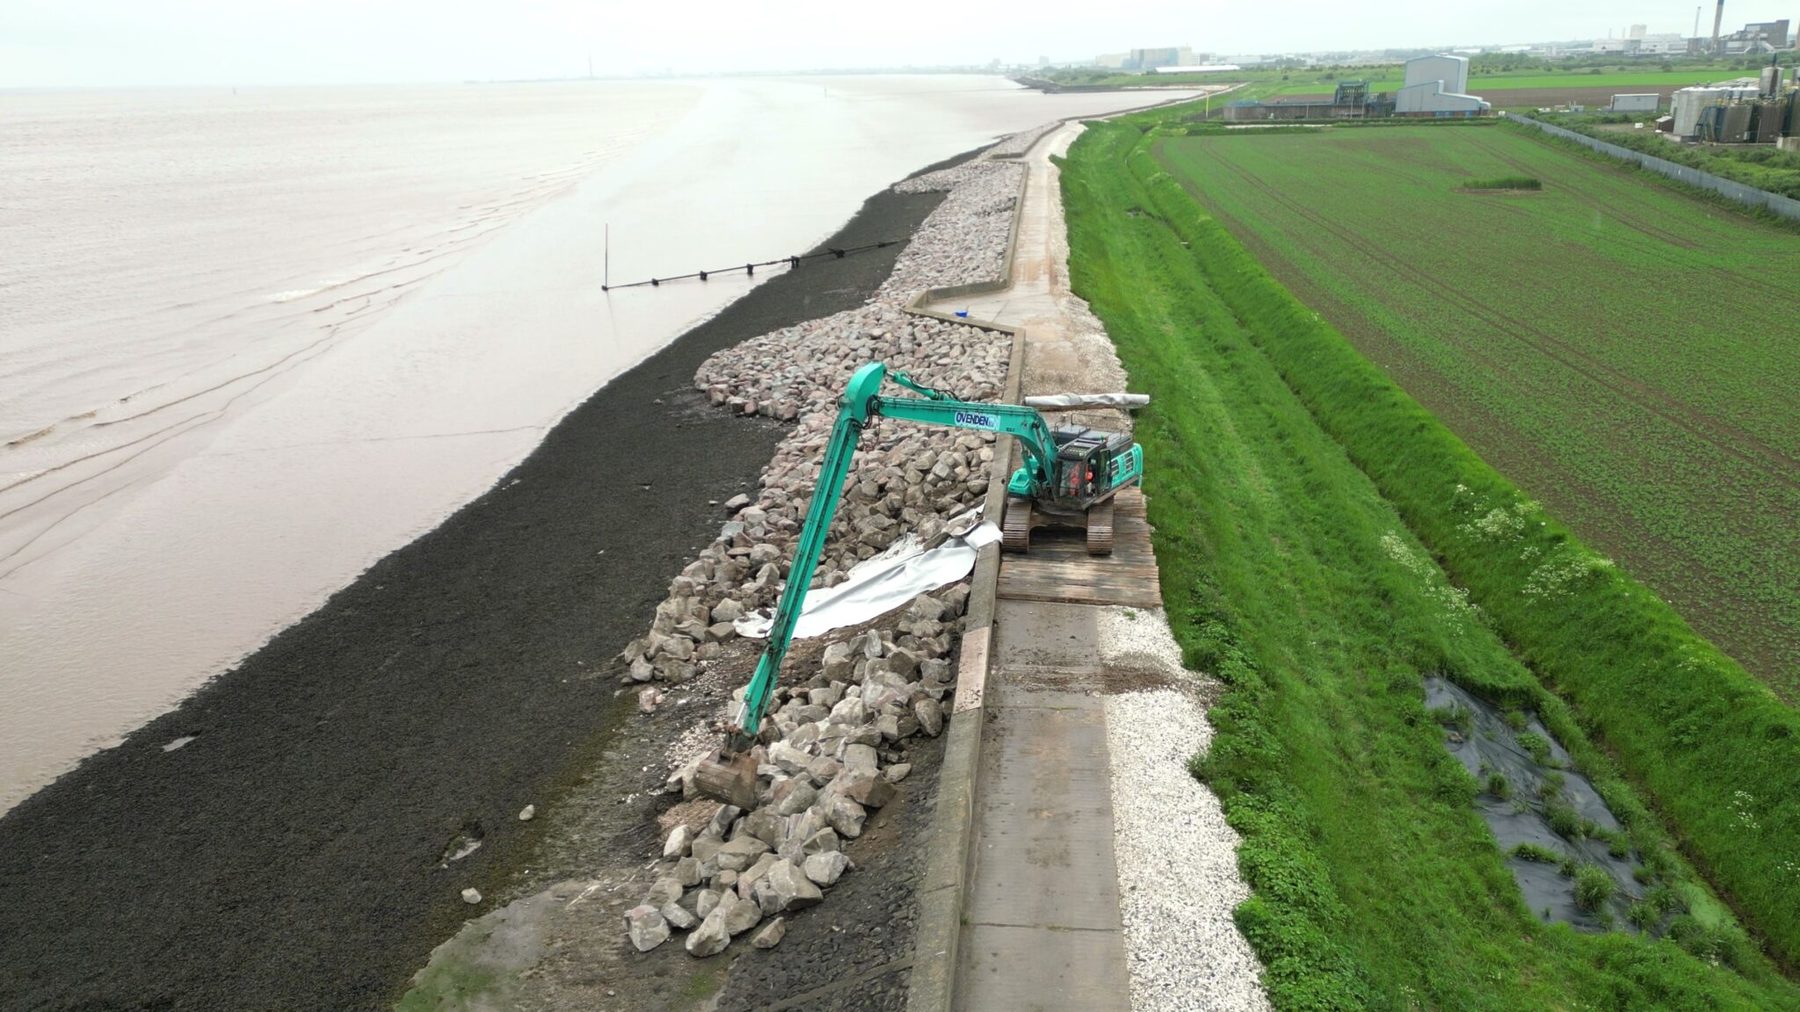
[1424,677,1645,930]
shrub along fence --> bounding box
[1505,112,1800,221]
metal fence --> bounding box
[1505,113,1800,222]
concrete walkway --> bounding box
[958,601,1132,1011]
[924,123,1137,1012]
[919,121,1269,1012]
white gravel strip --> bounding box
[1100,607,1271,1012]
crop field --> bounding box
[1061,115,1800,1007]
[1153,125,1800,702]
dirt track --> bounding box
[0,178,948,1011]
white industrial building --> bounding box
[1669,82,1763,137]
[1609,93,1662,113]
[1395,54,1491,116]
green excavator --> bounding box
[694,361,1143,808]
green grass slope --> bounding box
[1059,117,1800,1006]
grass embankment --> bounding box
[1060,116,1800,1005]
[1153,125,1800,695]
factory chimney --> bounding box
[1712,0,1725,53]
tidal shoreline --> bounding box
[0,161,958,1009]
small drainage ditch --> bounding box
[1425,677,1646,931]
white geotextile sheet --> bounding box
[733,512,1000,641]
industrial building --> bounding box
[1094,47,1196,71]
[1222,80,1396,122]
[1221,55,1488,123]
[1609,93,1662,113]
[1670,83,1764,137]
[1717,19,1792,54]
[1394,55,1490,117]
[1665,62,1797,143]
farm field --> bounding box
[1061,114,1800,1007]
[1154,124,1800,701]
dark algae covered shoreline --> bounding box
[0,176,949,1009]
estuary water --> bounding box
[0,76,1193,813]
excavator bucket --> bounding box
[693,748,760,809]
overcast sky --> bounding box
[2,1,1789,88]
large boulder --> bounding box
[823,795,867,839]
[660,901,698,930]
[626,905,670,952]
[914,697,945,738]
[715,835,771,872]
[752,917,787,950]
[803,851,850,887]
[723,888,764,936]
[685,904,731,957]
[839,770,896,809]
[753,859,824,915]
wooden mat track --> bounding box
[996,487,1162,609]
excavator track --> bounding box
[1085,498,1115,556]
[1002,496,1033,553]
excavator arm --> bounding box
[694,361,1078,807]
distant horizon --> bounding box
[3,0,1793,89]
[0,47,1784,94]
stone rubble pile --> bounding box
[984,121,1060,159]
[884,161,1023,296]
[625,590,966,957]
[615,155,1021,689]
[618,148,1027,957]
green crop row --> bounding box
[1462,175,1541,190]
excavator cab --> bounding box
[1000,426,1142,556]
[1048,427,1133,509]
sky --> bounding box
[2,0,1792,87]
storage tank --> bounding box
[1761,64,1784,96]
[1723,102,1754,142]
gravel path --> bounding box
[1099,607,1271,1012]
